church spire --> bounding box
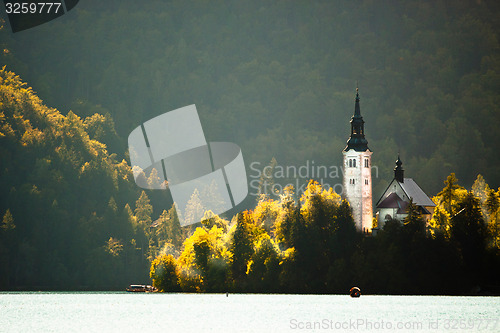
[344,87,370,152]
[394,154,404,183]
[354,87,361,117]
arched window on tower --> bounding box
[364,158,369,168]
[349,159,352,168]
[353,159,356,167]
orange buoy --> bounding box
[349,287,361,297]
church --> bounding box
[342,88,435,233]
[375,155,436,229]
[342,88,373,232]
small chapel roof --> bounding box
[377,192,404,209]
[377,156,436,209]
[377,190,433,215]
[398,178,436,207]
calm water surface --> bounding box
[0,292,499,332]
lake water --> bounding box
[0,293,499,332]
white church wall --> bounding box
[343,149,373,232]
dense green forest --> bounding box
[0,68,148,288]
[1,0,499,291]
[2,0,499,196]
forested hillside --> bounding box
[1,0,499,197]
[0,68,182,289]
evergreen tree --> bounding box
[135,191,153,227]
[450,191,487,281]
[1,209,15,232]
[230,212,254,289]
[438,173,461,215]
[403,199,426,236]
[134,191,153,260]
[184,189,205,227]
[485,188,500,249]
[246,234,282,292]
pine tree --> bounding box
[485,188,500,248]
[135,191,153,227]
[450,191,487,276]
[1,209,15,231]
[134,191,153,259]
[437,173,461,215]
[403,199,426,236]
[230,212,253,287]
[184,189,205,226]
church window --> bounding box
[349,159,352,168]
[353,159,356,167]
[364,158,369,168]
[365,179,368,185]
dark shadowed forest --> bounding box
[0,0,499,292]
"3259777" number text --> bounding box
[5,2,62,14]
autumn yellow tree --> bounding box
[177,225,231,292]
[150,254,181,292]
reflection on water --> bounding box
[0,293,499,332]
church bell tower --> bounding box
[342,87,373,232]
